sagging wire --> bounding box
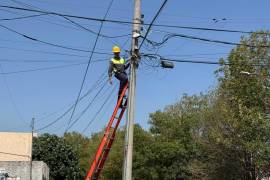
[65,81,108,132]
[143,33,270,49]
[35,72,107,131]
[81,84,117,134]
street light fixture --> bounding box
[161,60,174,69]
[240,71,257,76]
[240,71,270,89]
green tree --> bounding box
[147,94,207,179]
[72,32,270,179]
[63,132,90,179]
[90,125,154,180]
[33,133,80,180]
[199,31,270,179]
[218,32,270,180]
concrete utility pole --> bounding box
[30,117,34,180]
[122,0,141,179]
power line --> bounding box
[162,52,229,57]
[36,83,106,132]
[0,36,122,56]
[0,5,131,32]
[0,12,48,21]
[139,0,169,50]
[161,58,226,65]
[70,85,110,127]
[0,62,86,75]
[65,81,108,132]
[65,0,115,132]
[0,6,83,31]
[8,0,81,28]
[4,0,85,30]
[0,64,27,126]
[0,21,125,56]
[142,53,270,69]
[35,73,107,131]
[145,33,270,48]
[158,57,267,67]
[0,58,80,63]
[9,0,38,9]
[0,23,93,53]
[0,5,268,35]
[37,72,107,122]
[0,7,20,14]
[81,84,117,134]
[36,105,73,132]
[0,58,108,63]
[0,46,111,57]
[0,59,109,75]
[60,16,128,50]
[61,16,131,39]
[8,0,130,42]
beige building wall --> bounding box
[0,132,37,161]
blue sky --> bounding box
[0,0,269,136]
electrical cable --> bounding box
[36,72,106,122]
[0,24,94,53]
[0,5,131,33]
[1,5,268,35]
[0,6,82,31]
[65,0,115,132]
[0,46,111,57]
[163,58,268,67]
[8,0,81,29]
[0,12,48,21]
[0,64,27,126]
[139,0,169,50]
[144,33,270,48]
[0,59,108,75]
[60,16,128,50]
[0,57,109,64]
[0,62,87,75]
[35,72,107,131]
[70,85,112,133]
[9,0,38,9]
[65,81,108,132]
[8,0,131,40]
[61,16,131,39]
[81,84,117,134]
[0,58,80,63]
[8,0,131,42]
[142,54,268,67]
[71,84,111,126]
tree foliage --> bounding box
[33,133,80,180]
[37,32,270,180]
[63,132,90,178]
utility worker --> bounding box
[108,46,130,107]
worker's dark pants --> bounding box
[115,72,128,103]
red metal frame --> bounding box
[85,84,128,180]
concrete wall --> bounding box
[0,132,37,161]
[0,161,49,180]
